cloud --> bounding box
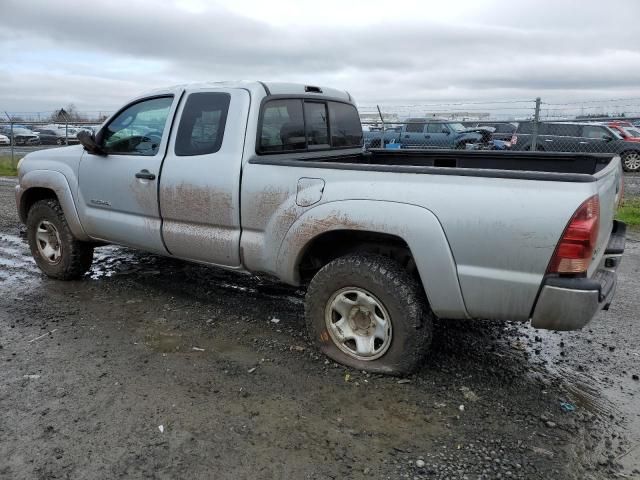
[1,0,639,115]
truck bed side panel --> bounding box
[242,158,597,322]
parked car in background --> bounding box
[0,127,40,146]
[624,126,640,138]
[0,134,10,146]
[364,120,485,150]
[511,121,640,172]
[606,122,640,142]
[37,125,80,144]
[475,122,517,141]
[37,129,73,145]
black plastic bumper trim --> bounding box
[605,220,626,255]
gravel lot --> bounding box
[0,177,639,480]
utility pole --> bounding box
[377,105,385,149]
[4,112,13,165]
[531,97,541,152]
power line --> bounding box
[543,97,640,106]
[358,99,535,108]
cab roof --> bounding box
[141,81,353,103]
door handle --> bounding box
[135,169,156,180]
[579,141,589,144]
[424,135,431,138]
[404,135,410,138]
[544,139,553,142]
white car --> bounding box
[0,134,9,146]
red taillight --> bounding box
[547,196,600,275]
[511,135,518,145]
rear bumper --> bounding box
[530,221,626,331]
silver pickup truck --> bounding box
[15,81,626,375]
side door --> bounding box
[545,124,581,152]
[401,122,426,148]
[77,95,179,253]
[158,88,250,267]
[424,122,449,148]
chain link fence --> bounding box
[3,98,640,172]
[360,96,640,172]
[0,120,103,170]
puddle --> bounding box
[520,326,619,417]
[144,331,187,353]
[0,234,38,284]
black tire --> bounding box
[621,151,640,172]
[305,254,433,375]
[26,199,94,280]
[56,138,64,146]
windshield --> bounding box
[449,123,466,132]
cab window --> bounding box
[328,102,362,147]
[175,93,230,156]
[426,123,444,134]
[405,123,425,133]
[259,99,305,152]
[101,96,173,156]
[582,125,610,140]
[258,98,363,153]
[304,102,329,149]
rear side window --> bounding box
[426,123,444,134]
[582,125,610,139]
[328,102,362,147]
[405,123,425,133]
[548,124,580,137]
[258,98,363,153]
[175,92,230,156]
[518,122,550,135]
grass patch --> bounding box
[617,197,640,227]
[0,154,21,176]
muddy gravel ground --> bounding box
[0,176,639,480]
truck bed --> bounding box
[251,149,617,183]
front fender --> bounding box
[16,170,89,241]
[277,200,469,319]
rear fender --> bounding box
[277,200,469,319]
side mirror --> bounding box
[603,135,613,142]
[77,130,106,155]
[442,128,450,134]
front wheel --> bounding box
[305,254,433,375]
[27,199,94,280]
[622,151,640,172]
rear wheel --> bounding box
[27,199,94,280]
[305,254,433,375]
[622,151,640,172]
[56,138,65,145]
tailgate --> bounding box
[589,156,624,276]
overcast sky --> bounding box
[1,0,640,117]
